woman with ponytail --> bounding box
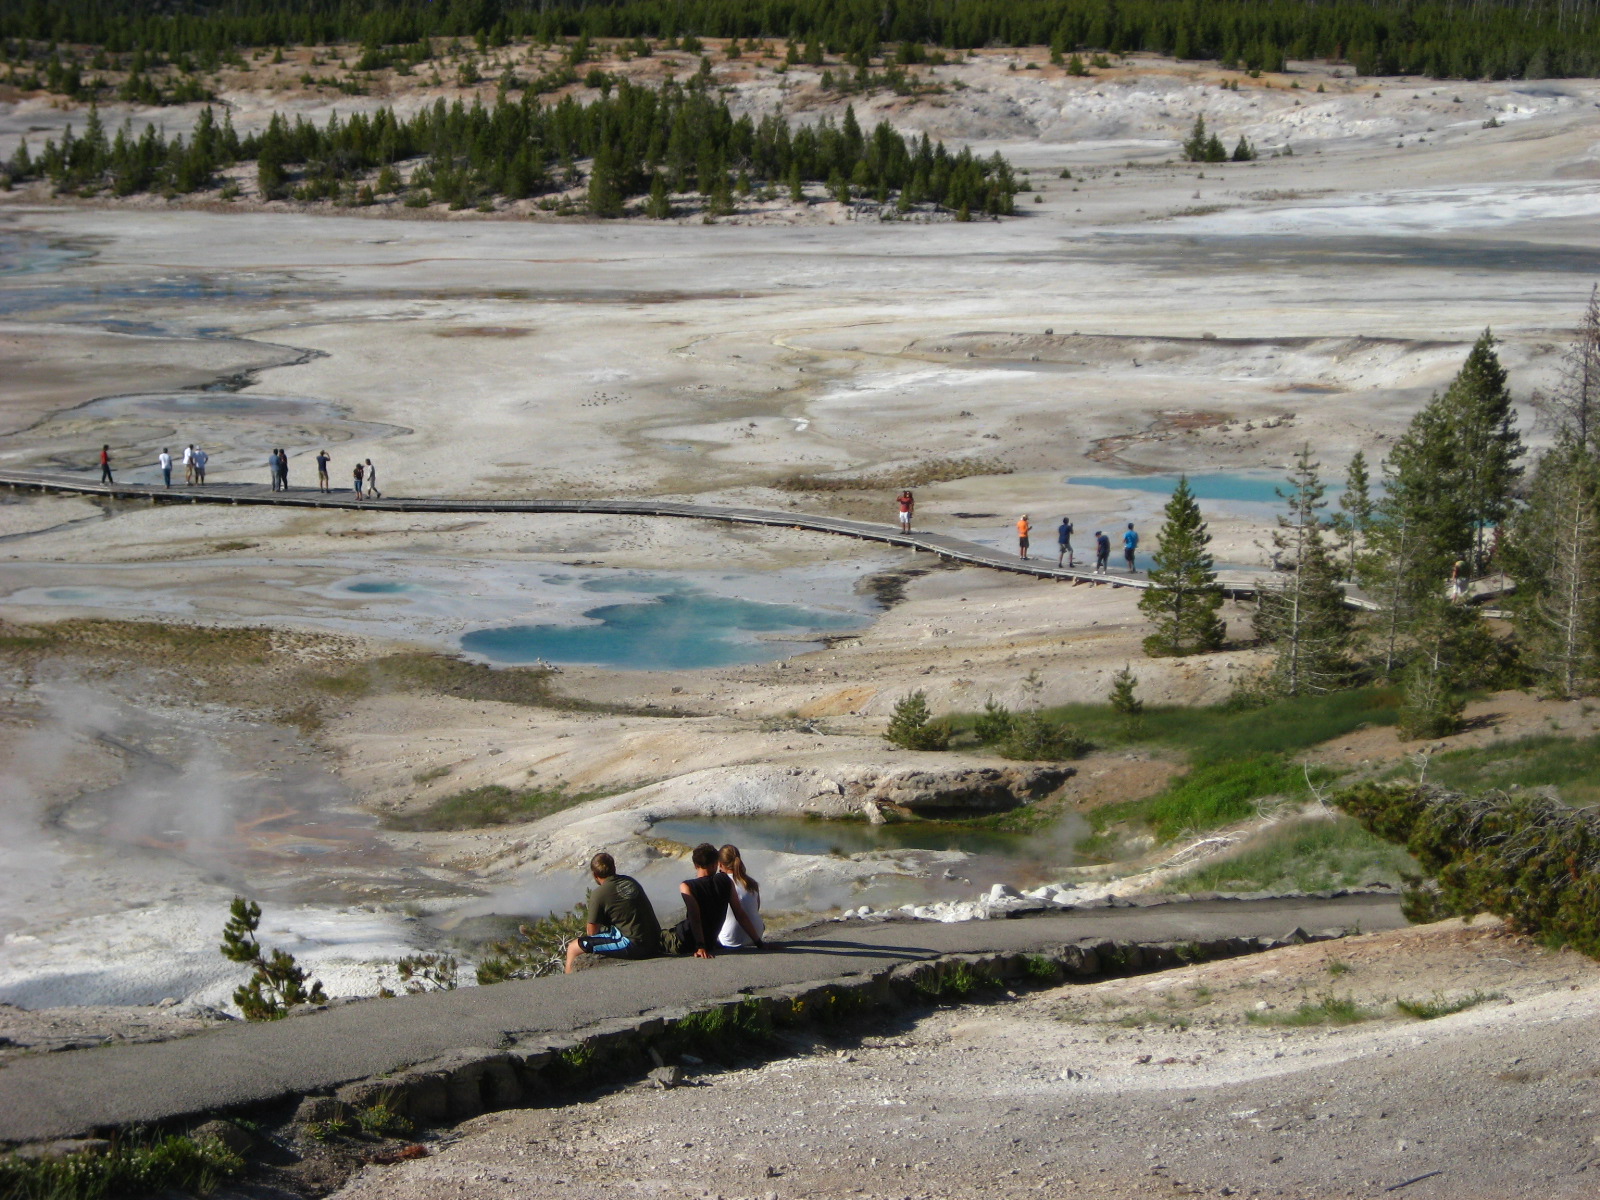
[716,844,764,949]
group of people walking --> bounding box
[95,445,378,498]
[275,448,380,498]
[896,491,1141,575]
[147,444,209,487]
[564,843,765,973]
[1033,515,1140,574]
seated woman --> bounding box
[717,843,764,949]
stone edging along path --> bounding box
[0,893,1403,1147]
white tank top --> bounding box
[718,877,763,948]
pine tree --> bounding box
[1363,394,1473,675]
[586,141,623,217]
[1230,135,1255,161]
[884,689,949,750]
[646,170,671,218]
[1507,438,1600,698]
[1139,476,1227,657]
[1183,114,1209,162]
[1439,329,1523,575]
[1108,664,1144,717]
[1536,284,1600,451]
[1254,447,1353,695]
[1331,449,1374,581]
[220,896,327,1021]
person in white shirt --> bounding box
[182,444,195,485]
[158,448,173,487]
[716,844,764,949]
[192,446,208,484]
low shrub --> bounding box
[0,1131,242,1200]
[1395,990,1500,1020]
[1336,780,1600,955]
[1246,994,1373,1026]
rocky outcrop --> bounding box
[844,764,1071,816]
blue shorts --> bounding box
[578,929,635,957]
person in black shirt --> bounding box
[677,843,764,958]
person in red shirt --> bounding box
[897,489,914,533]
[98,444,113,484]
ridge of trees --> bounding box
[4,0,1600,83]
[3,87,1019,218]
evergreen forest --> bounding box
[3,86,1019,218]
[5,0,1600,81]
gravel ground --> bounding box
[328,919,1600,1200]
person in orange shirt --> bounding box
[1017,513,1032,560]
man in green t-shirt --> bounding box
[563,852,663,973]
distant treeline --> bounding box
[4,84,1019,218]
[5,0,1600,79]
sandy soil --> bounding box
[327,918,1600,1200]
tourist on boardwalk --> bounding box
[99,445,113,484]
[1123,522,1139,573]
[564,852,662,973]
[669,842,764,958]
[182,444,195,485]
[897,489,914,533]
[279,449,290,491]
[717,844,764,950]
[1057,516,1074,568]
[364,458,380,500]
[1017,514,1032,561]
[268,449,282,491]
[315,449,331,493]
[352,460,365,500]
[192,446,208,484]
[158,448,172,488]
[1095,530,1110,574]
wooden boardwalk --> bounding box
[0,468,1279,597]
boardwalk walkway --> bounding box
[0,469,1269,598]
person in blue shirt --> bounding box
[1056,517,1074,568]
[1123,523,1139,572]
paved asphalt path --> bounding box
[0,895,1401,1143]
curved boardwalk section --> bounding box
[0,469,1269,598]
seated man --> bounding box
[564,852,662,973]
[675,842,765,958]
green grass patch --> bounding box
[1246,994,1374,1026]
[1091,755,1335,843]
[382,784,600,831]
[0,1131,243,1200]
[0,618,276,665]
[1395,990,1501,1020]
[953,687,1400,764]
[1157,815,1417,893]
[774,455,1011,493]
[1421,733,1600,806]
